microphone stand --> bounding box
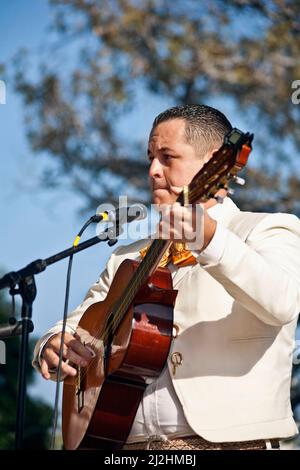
[0,222,123,450]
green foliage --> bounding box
[0,296,52,449]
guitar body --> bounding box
[62,258,177,450]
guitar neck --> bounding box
[110,128,253,333]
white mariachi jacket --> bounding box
[33,198,300,442]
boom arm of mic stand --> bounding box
[0,229,117,290]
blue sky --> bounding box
[0,0,93,406]
[0,0,172,408]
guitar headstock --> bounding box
[177,128,253,205]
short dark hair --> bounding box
[151,104,232,158]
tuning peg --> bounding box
[214,195,224,204]
[233,176,245,186]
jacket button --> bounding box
[172,324,179,338]
[171,351,183,376]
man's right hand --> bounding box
[40,332,94,380]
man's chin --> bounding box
[152,190,176,205]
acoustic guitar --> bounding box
[62,128,253,450]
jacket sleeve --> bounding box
[203,213,300,326]
[32,245,123,375]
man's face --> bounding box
[148,118,205,205]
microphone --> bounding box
[96,204,147,224]
[73,204,147,247]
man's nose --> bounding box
[149,158,163,178]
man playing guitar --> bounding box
[33,104,300,450]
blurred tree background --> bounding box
[2,0,300,447]
[0,294,52,449]
[10,0,300,213]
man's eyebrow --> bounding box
[147,146,174,156]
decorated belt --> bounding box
[122,435,280,450]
